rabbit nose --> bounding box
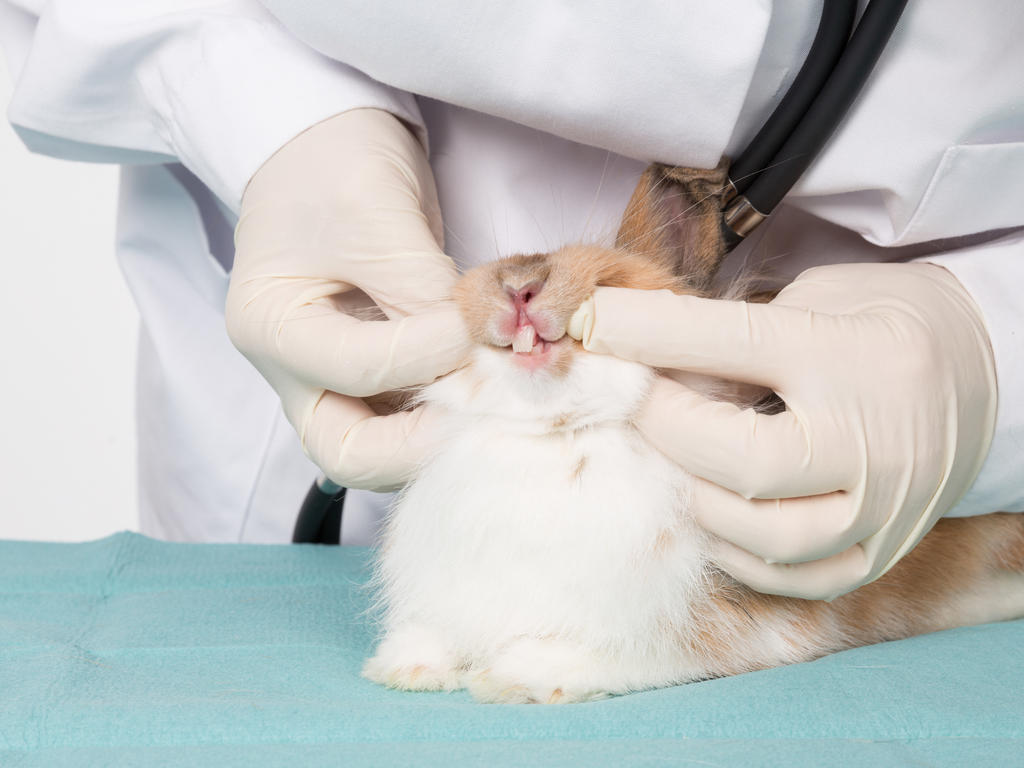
[507,281,545,312]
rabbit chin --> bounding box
[423,341,655,430]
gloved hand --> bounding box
[569,262,997,600]
[226,109,470,492]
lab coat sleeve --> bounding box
[2,0,424,214]
[918,232,1024,516]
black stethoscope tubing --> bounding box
[722,0,910,249]
[728,0,858,199]
[292,0,910,544]
[293,475,346,545]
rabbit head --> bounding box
[429,161,733,426]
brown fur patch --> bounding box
[570,456,588,482]
[615,160,731,295]
[689,515,1024,677]
[991,513,1024,572]
[651,529,675,556]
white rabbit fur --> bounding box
[364,340,723,704]
[361,162,1024,704]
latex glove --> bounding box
[226,109,470,492]
[569,262,997,600]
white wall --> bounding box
[0,53,139,541]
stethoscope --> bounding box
[293,0,910,545]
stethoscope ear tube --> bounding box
[723,0,910,250]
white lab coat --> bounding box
[2,0,1022,543]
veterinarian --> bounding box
[5,0,1022,599]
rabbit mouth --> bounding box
[492,321,575,374]
[511,324,545,354]
[514,337,553,358]
[509,323,564,358]
[508,334,575,376]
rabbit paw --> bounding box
[362,624,462,692]
[465,637,610,704]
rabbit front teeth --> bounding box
[512,325,537,353]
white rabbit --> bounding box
[364,162,1024,703]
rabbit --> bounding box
[362,161,1024,704]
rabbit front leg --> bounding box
[362,621,464,692]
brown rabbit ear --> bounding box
[615,159,731,294]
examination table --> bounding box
[2,532,1022,766]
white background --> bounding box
[0,52,139,541]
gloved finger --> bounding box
[574,287,847,391]
[234,196,460,319]
[237,110,458,318]
[691,478,873,565]
[271,302,470,396]
[303,392,453,493]
[712,537,873,601]
[326,140,454,314]
[638,377,857,499]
